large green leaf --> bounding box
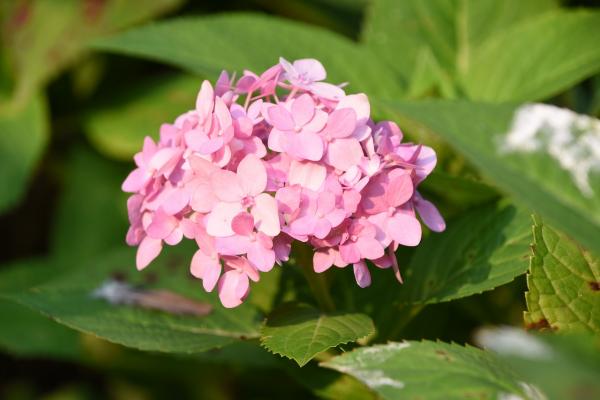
[361,0,557,96]
[381,99,600,257]
[0,0,183,100]
[462,10,600,102]
[92,13,403,98]
[322,341,533,400]
[0,92,49,213]
[260,303,374,367]
[0,259,81,359]
[3,246,263,353]
[51,147,129,262]
[398,202,531,304]
[85,74,199,160]
[525,216,600,333]
[477,327,600,399]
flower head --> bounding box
[123,57,444,308]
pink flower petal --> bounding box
[356,236,384,260]
[415,194,446,232]
[323,108,357,139]
[288,160,326,191]
[386,172,414,208]
[206,202,244,237]
[237,154,267,196]
[191,249,221,292]
[251,193,280,236]
[339,242,361,264]
[196,80,215,124]
[231,212,255,236]
[268,105,295,131]
[291,94,315,127]
[136,236,162,270]
[313,248,335,273]
[387,213,422,247]
[285,131,324,161]
[325,138,363,171]
[247,242,276,272]
[211,169,244,202]
[353,261,371,288]
[218,270,250,308]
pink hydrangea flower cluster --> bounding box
[123,58,445,308]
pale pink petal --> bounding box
[247,242,276,272]
[386,173,414,208]
[198,137,224,155]
[214,97,232,128]
[268,105,295,131]
[353,261,371,288]
[415,194,446,232]
[214,235,251,255]
[293,59,326,81]
[206,202,243,237]
[122,168,150,192]
[291,94,315,127]
[191,182,218,213]
[237,154,267,196]
[336,94,370,124]
[308,82,345,100]
[325,138,363,171]
[323,108,356,139]
[267,128,286,152]
[191,249,221,292]
[251,193,280,236]
[210,169,244,202]
[356,236,384,260]
[288,160,326,191]
[313,249,334,273]
[196,80,215,123]
[285,131,324,161]
[164,228,183,245]
[136,236,162,270]
[146,210,178,239]
[313,219,332,239]
[303,109,328,132]
[162,189,189,215]
[339,242,361,264]
[218,270,249,308]
[149,148,181,171]
[387,213,422,247]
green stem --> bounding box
[293,242,336,312]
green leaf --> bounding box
[287,364,377,400]
[380,99,600,257]
[0,92,49,213]
[0,300,81,359]
[0,259,81,359]
[260,303,374,367]
[85,74,199,160]
[0,0,183,99]
[476,327,600,399]
[362,0,557,95]
[3,246,263,353]
[462,10,600,102]
[322,341,532,400]
[525,216,600,333]
[51,146,129,262]
[92,13,403,98]
[398,202,531,304]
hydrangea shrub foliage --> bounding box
[1,1,600,398]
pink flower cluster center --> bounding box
[123,58,445,308]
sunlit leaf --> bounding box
[93,13,403,98]
[362,0,557,96]
[322,341,533,400]
[260,303,374,366]
[525,216,600,333]
[462,10,600,102]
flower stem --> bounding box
[293,242,336,312]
